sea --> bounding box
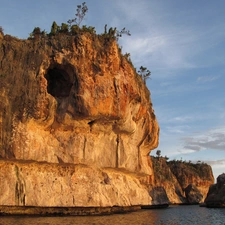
[0,205,225,225]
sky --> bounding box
[0,0,225,180]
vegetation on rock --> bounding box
[26,2,150,85]
[138,66,151,84]
[0,26,3,35]
[67,2,88,28]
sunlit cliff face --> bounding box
[0,33,159,207]
[0,33,159,175]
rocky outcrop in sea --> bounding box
[205,173,225,207]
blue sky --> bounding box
[1,0,225,180]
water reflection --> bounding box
[1,205,225,225]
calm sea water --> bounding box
[0,205,225,225]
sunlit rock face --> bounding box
[150,157,214,204]
[168,160,214,202]
[0,33,159,206]
[0,161,152,207]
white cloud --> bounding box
[178,149,196,155]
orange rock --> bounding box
[0,32,158,207]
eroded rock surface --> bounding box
[0,34,158,174]
[0,33,158,207]
[184,184,203,204]
[0,160,151,207]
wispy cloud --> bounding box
[168,116,192,123]
[120,30,197,71]
[165,125,191,134]
[197,75,221,83]
[112,0,225,75]
[178,149,197,155]
[205,158,225,167]
[181,127,225,152]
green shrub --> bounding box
[60,23,69,33]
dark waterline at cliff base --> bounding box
[1,205,225,225]
[0,204,169,216]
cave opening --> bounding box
[45,68,73,98]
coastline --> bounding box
[0,204,169,216]
[2,203,224,217]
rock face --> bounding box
[184,184,203,204]
[150,157,185,204]
[205,173,225,207]
[0,32,159,207]
[0,160,151,207]
[150,157,214,204]
[168,160,214,203]
[148,187,169,205]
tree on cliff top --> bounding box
[138,66,151,84]
[67,2,88,28]
[156,150,161,158]
[116,27,131,40]
[104,25,131,41]
[29,27,46,39]
[0,26,3,35]
[50,21,60,35]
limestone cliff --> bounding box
[0,32,159,207]
[150,157,214,204]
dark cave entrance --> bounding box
[45,68,73,98]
